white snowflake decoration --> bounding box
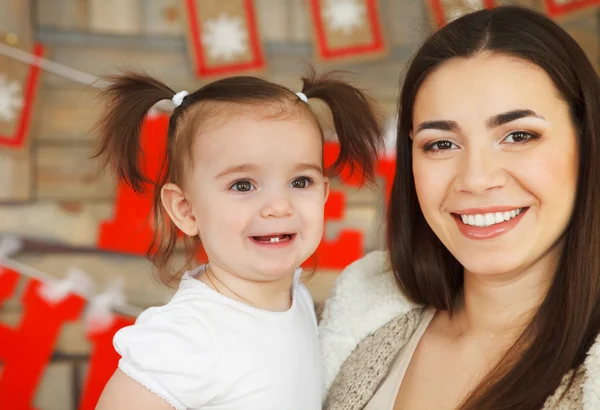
[0,74,23,122]
[323,0,366,35]
[202,13,248,62]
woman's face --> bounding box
[411,52,578,277]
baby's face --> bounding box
[183,110,329,283]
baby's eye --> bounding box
[230,180,255,192]
[290,177,313,189]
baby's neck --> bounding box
[198,264,295,312]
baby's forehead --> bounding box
[191,99,309,132]
[174,100,323,175]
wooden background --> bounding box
[0,0,597,408]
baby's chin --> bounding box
[252,259,304,280]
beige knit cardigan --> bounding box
[319,251,600,410]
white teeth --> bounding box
[459,208,524,227]
[475,214,484,226]
[484,213,495,226]
[270,237,280,243]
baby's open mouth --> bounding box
[251,234,295,244]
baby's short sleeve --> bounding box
[113,306,221,410]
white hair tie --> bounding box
[296,92,308,103]
[172,90,189,107]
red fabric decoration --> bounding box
[79,316,135,410]
[376,156,396,205]
[0,266,20,357]
[184,0,265,77]
[303,190,363,269]
[97,115,169,255]
[543,0,600,17]
[0,280,85,410]
[0,266,19,307]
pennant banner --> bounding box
[428,0,495,27]
[0,265,134,410]
[183,0,265,77]
[0,34,43,148]
[308,0,386,62]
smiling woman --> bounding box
[412,52,578,275]
[320,5,600,410]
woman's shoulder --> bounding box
[319,250,421,393]
[580,333,600,408]
[320,250,417,324]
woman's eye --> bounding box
[424,140,458,152]
[290,177,313,189]
[503,131,537,144]
[230,180,255,192]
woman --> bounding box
[320,6,600,410]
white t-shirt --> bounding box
[113,266,323,410]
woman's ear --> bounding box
[161,183,199,236]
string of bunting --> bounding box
[0,41,173,116]
[0,236,143,322]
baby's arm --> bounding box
[102,306,222,410]
[95,370,175,410]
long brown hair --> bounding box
[387,6,600,409]
[94,69,383,284]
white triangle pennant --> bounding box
[0,235,23,258]
[84,277,126,332]
[37,267,94,304]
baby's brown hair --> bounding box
[94,68,384,284]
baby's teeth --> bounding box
[270,237,280,243]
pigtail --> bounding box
[301,69,384,183]
[93,72,175,193]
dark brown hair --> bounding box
[94,69,383,284]
[387,5,600,409]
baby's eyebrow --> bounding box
[215,163,259,179]
[294,163,323,173]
